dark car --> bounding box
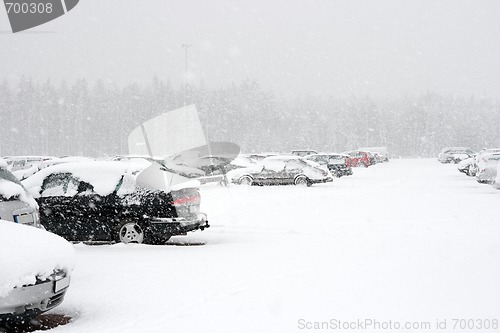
[303,153,353,177]
[22,161,209,244]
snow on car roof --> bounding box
[22,160,151,198]
[441,147,472,152]
[484,153,500,160]
[305,153,348,157]
[0,221,75,298]
[0,158,7,168]
[263,155,302,161]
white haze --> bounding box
[1,0,500,99]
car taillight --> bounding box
[172,193,201,206]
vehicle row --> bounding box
[442,147,500,189]
[0,147,388,327]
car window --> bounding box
[41,173,80,197]
[286,159,305,170]
[328,156,344,164]
[316,156,330,164]
[306,156,320,163]
[263,159,286,171]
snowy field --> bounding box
[49,159,500,333]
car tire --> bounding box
[116,221,144,244]
[294,176,309,186]
[239,175,253,186]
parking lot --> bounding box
[49,159,500,333]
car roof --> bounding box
[263,155,302,161]
[22,161,150,197]
[305,153,348,158]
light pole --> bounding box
[181,44,191,106]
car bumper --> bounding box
[149,213,210,235]
[0,277,69,324]
[309,177,333,184]
[476,170,496,184]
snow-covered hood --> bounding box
[457,157,474,169]
[0,221,75,298]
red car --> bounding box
[343,150,372,167]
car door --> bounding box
[284,159,305,184]
[258,159,286,185]
[72,179,114,241]
[38,173,78,239]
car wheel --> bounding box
[117,221,144,244]
[294,176,308,186]
[239,175,253,186]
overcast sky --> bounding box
[1,0,500,98]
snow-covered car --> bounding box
[343,150,372,167]
[457,157,475,176]
[438,147,474,164]
[468,148,500,176]
[0,162,39,226]
[492,163,500,190]
[22,161,209,244]
[358,147,390,162]
[242,153,278,163]
[227,155,333,186]
[303,153,353,177]
[2,156,56,172]
[0,221,74,328]
[291,149,318,157]
[475,153,500,184]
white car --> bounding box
[0,221,74,328]
[492,163,500,190]
[2,156,56,172]
[438,147,474,164]
[0,161,39,226]
[476,153,500,184]
[0,159,74,328]
[227,155,333,186]
[469,148,500,176]
[457,157,475,176]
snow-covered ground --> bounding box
[49,159,500,333]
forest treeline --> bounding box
[1,77,499,157]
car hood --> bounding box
[0,221,75,298]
